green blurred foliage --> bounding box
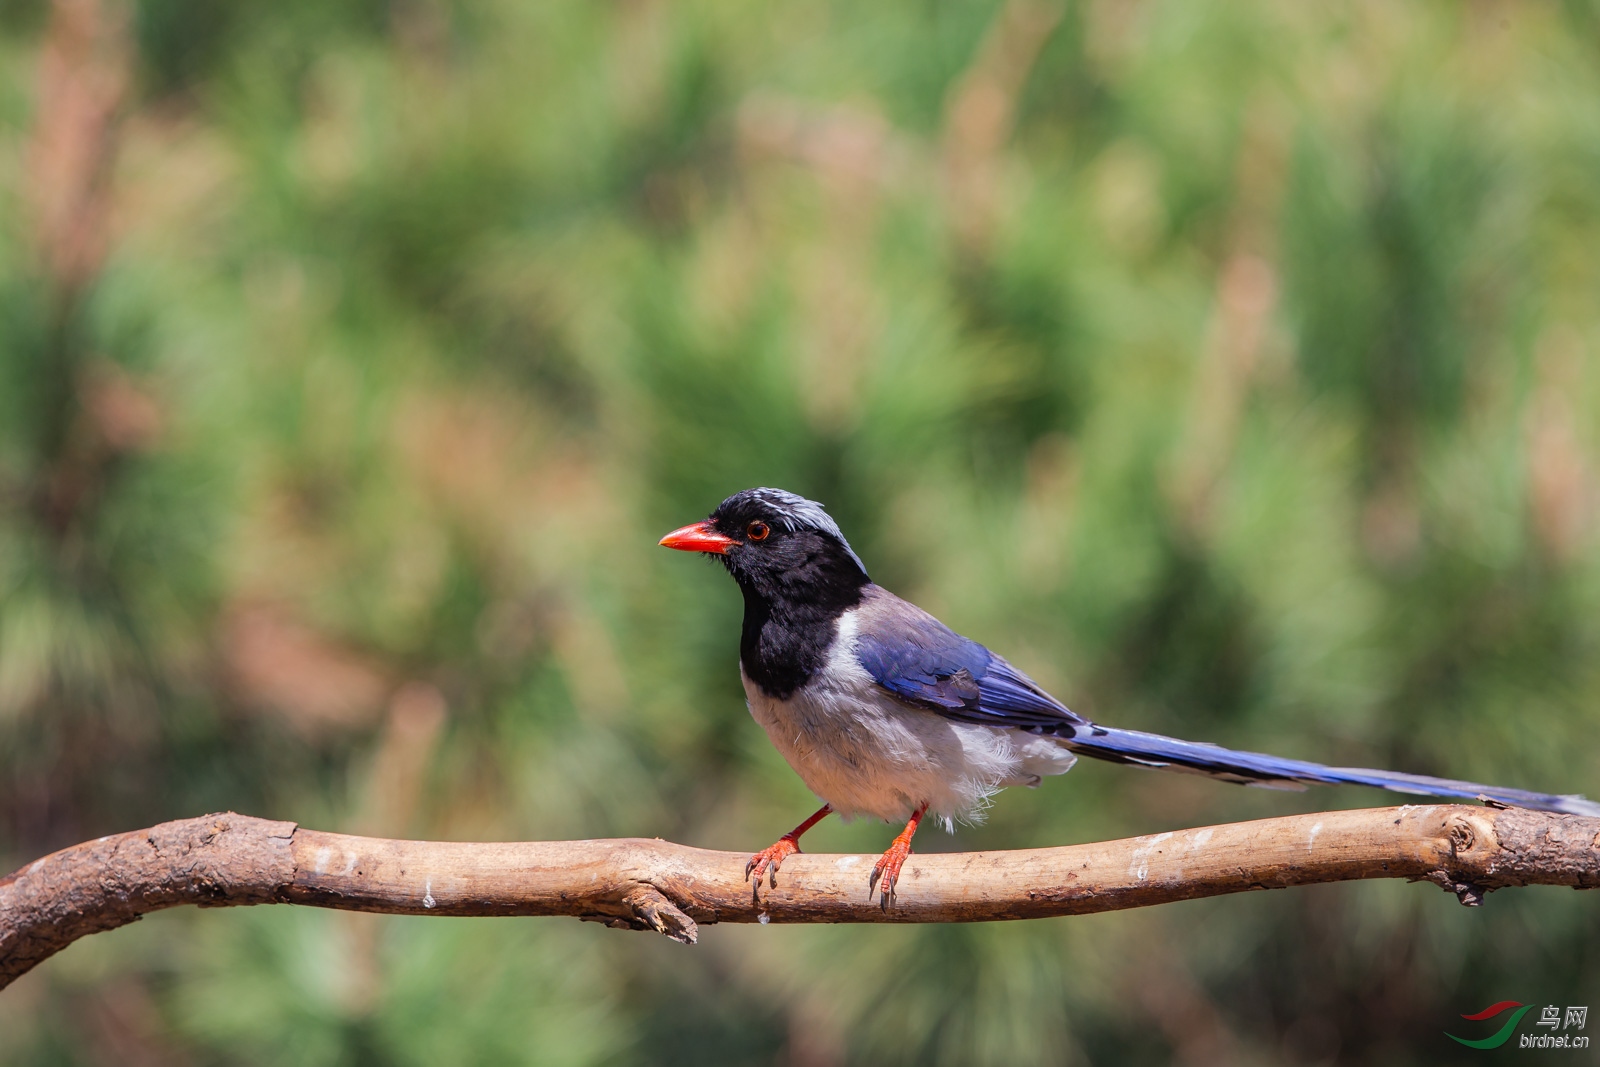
[3,0,1600,1062]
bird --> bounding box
[660,487,1600,907]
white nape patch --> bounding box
[738,488,868,575]
[741,609,1079,826]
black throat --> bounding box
[734,562,868,701]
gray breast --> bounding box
[739,609,1070,826]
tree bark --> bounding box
[3,804,1597,991]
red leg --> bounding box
[746,804,832,889]
[869,803,928,909]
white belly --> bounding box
[740,612,1077,826]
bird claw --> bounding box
[745,836,801,893]
[869,840,913,910]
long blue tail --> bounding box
[1063,724,1600,817]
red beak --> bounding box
[659,520,737,554]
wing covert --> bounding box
[849,587,1085,732]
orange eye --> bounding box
[747,521,770,542]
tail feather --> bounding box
[1063,725,1600,818]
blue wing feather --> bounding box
[850,587,1086,730]
[845,585,1600,817]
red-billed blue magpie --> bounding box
[662,488,1599,906]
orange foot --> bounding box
[868,803,928,909]
[745,804,832,891]
[745,836,802,888]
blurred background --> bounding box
[2,0,1599,1062]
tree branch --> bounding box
[3,805,1597,990]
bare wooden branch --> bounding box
[3,805,1597,991]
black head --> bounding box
[660,487,869,609]
[661,488,870,697]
